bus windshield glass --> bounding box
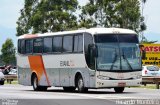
[94,34,141,71]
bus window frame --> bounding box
[33,38,43,54]
[73,34,83,53]
[62,35,74,53]
[43,36,53,54]
[18,33,85,55]
[25,39,33,54]
[52,35,63,54]
[18,39,21,54]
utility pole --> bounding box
[140,0,147,43]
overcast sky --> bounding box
[0,0,160,51]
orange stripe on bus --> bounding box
[24,34,38,38]
[28,55,50,86]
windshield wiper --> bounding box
[122,50,133,70]
[110,50,117,70]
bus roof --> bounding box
[18,27,137,39]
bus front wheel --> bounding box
[32,74,47,91]
[114,87,125,93]
[77,75,88,93]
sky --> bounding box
[0,0,160,51]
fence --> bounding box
[142,77,160,89]
[4,75,17,84]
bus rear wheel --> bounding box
[77,75,88,93]
[114,87,125,93]
[32,74,47,91]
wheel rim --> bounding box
[33,76,38,89]
[78,78,83,89]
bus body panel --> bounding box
[18,54,96,87]
[18,67,32,86]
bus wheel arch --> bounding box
[31,72,39,91]
[75,72,88,93]
[31,72,48,91]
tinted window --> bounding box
[25,39,33,53]
[78,35,83,52]
[53,36,62,53]
[18,40,21,53]
[95,34,138,43]
[118,34,139,43]
[33,38,43,53]
[94,34,117,43]
[43,37,52,53]
[84,33,93,68]
[63,35,73,52]
[74,34,83,52]
[84,33,93,53]
[74,35,78,52]
[21,40,25,54]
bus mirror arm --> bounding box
[89,44,98,58]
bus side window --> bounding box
[33,38,43,53]
[18,40,21,53]
[25,39,33,54]
[43,37,53,53]
[63,35,73,53]
[53,36,62,53]
[84,33,94,68]
[21,40,25,54]
[73,34,83,53]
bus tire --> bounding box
[31,74,48,91]
[63,87,76,92]
[39,86,48,91]
[77,75,88,93]
[0,81,4,85]
[114,87,125,93]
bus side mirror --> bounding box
[88,44,97,70]
[89,44,98,58]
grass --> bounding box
[130,84,158,89]
[4,80,18,85]
[140,84,157,89]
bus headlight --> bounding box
[97,75,110,80]
[133,75,142,79]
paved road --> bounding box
[0,84,160,105]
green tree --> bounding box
[16,0,78,36]
[1,39,16,65]
[0,54,4,65]
[79,0,145,33]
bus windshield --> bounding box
[94,34,141,71]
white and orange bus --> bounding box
[17,28,142,93]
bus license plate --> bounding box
[118,82,126,87]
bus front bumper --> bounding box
[96,79,142,88]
